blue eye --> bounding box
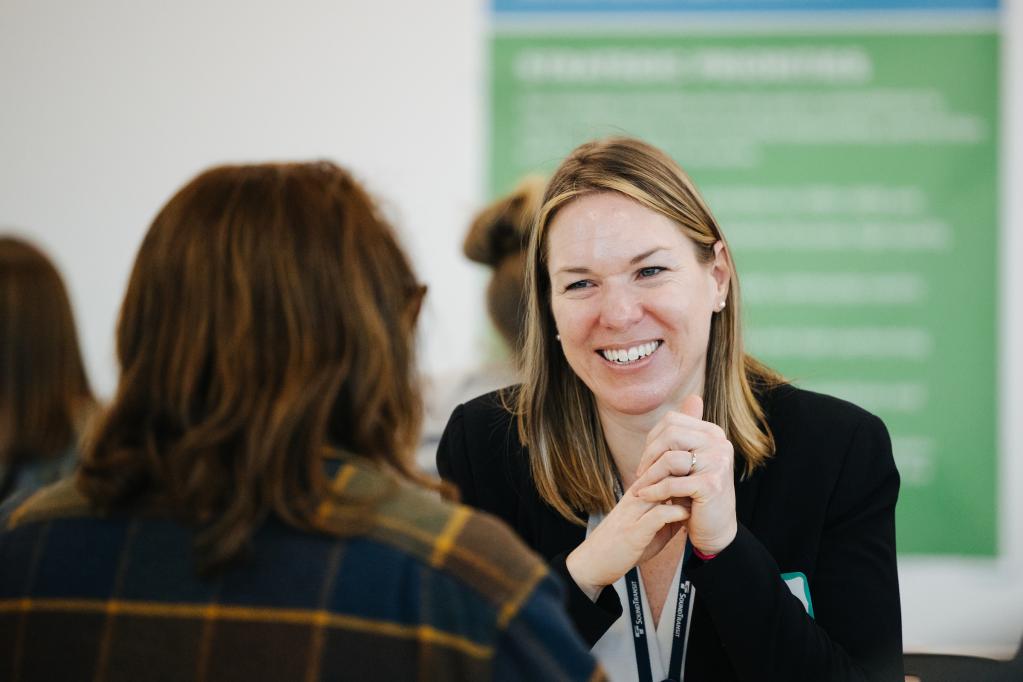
[638,266,665,278]
[565,280,592,291]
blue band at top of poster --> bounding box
[494,0,998,14]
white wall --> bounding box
[1,0,1019,659]
[0,0,488,397]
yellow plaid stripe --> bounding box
[429,506,472,568]
[497,561,548,629]
[0,598,493,660]
[315,501,526,597]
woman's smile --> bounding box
[596,340,662,366]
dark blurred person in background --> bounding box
[0,235,95,502]
[0,162,601,682]
[417,176,544,471]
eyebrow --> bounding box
[553,247,668,276]
[629,248,666,265]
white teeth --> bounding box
[600,341,659,365]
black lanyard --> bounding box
[624,539,694,682]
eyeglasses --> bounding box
[406,283,427,326]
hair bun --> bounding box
[463,176,546,266]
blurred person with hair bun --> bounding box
[0,162,602,682]
[463,174,546,359]
[417,176,545,471]
[0,236,96,502]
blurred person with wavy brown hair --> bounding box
[0,162,602,682]
[0,236,95,501]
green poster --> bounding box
[490,31,999,555]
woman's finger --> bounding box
[637,430,711,477]
[615,483,661,516]
[632,450,695,491]
[636,502,690,538]
[636,474,700,503]
[643,410,724,447]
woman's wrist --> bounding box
[566,547,604,602]
[692,546,717,561]
[694,523,738,557]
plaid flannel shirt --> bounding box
[0,456,602,682]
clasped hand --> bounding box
[566,395,738,600]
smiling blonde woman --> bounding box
[438,137,903,682]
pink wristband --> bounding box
[692,547,717,561]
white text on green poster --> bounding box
[490,32,998,555]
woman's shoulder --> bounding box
[438,386,534,514]
[759,382,885,437]
[756,383,893,475]
[451,385,521,435]
[439,385,526,468]
[752,383,898,513]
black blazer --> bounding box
[437,384,903,682]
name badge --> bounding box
[781,572,814,618]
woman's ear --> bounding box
[711,241,731,305]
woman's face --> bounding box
[547,191,729,418]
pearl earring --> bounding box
[556,334,561,341]
[717,300,726,311]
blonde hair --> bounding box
[515,137,783,523]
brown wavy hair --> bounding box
[78,161,438,569]
[516,137,784,523]
[0,236,95,498]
